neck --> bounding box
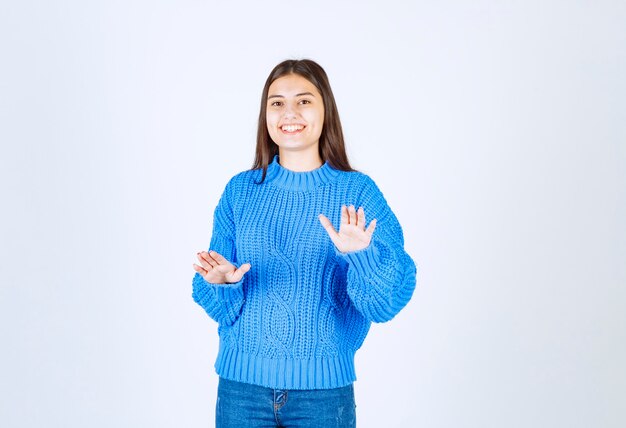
[277,147,323,172]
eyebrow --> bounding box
[267,92,316,100]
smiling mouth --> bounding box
[281,124,305,134]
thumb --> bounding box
[318,214,338,236]
[318,213,341,248]
[231,263,251,282]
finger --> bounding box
[357,206,366,230]
[209,250,231,266]
[319,214,341,246]
[348,205,357,225]
[340,205,348,225]
[192,263,208,275]
[365,218,377,236]
[197,252,214,270]
[205,251,221,267]
[198,250,216,268]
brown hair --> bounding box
[252,59,356,183]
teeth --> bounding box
[281,125,304,132]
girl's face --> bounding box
[266,74,325,155]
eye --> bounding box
[270,101,283,107]
[299,99,312,105]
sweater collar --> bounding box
[265,154,340,191]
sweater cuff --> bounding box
[212,277,244,301]
[336,242,380,278]
[193,272,244,304]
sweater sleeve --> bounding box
[192,177,245,326]
[336,176,417,323]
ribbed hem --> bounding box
[265,155,340,191]
[214,345,357,390]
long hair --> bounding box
[252,59,356,183]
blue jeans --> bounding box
[216,377,357,427]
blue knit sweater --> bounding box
[192,155,417,390]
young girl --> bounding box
[192,59,417,427]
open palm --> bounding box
[193,250,251,284]
[318,205,377,253]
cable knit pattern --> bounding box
[192,155,417,389]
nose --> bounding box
[282,103,297,119]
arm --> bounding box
[324,176,417,323]
[192,178,246,326]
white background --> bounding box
[1,1,625,427]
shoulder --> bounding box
[213,168,260,222]
[226,168,257,186]
[334,170,397,224]
[336,170,387,202]
[216,167,270,218]
[221,167,263,194]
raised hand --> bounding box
[318,205,377,254]
[193,250,251,284]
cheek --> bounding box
[266,117,282,142]
[266,113,278,130]
[303,109,323,128]
[314,110,325,131]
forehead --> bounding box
[268,74,321,97]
